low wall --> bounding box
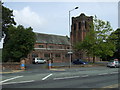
[2,63,21,70]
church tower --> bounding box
[70,13,93,59]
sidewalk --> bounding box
[1,61,107,74]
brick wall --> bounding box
[2,63,21,70]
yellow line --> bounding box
[102,83,120,88]
[0,70,24,74]
[12,70,24,72]
[50,69,65,71]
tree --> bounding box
[108,28,120,60]
[0,2,2,41]
[2,25,36,62]
[1,3,16,42]
[2,3,16,33]
[75,16,116,62]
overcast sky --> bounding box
[0,0,119,48]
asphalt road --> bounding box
[1,66,119,89]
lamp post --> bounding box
[69,7,78,68]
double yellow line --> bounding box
[102,83,120,88]
[0,70,24,74]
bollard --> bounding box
[2,67,5,70]
[48,60,51,69]
[20,59,25,70]
[21,64,25,70]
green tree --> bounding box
[108,28,120,60]
[75,16,115,62]
[1,3,16,43]
[2,25,36,62]
[0,2,2,40]
[2,3,16,34]
[112,28,120,51]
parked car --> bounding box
[33,57,47,64]
[107,59,120,68]
[72,59,88,65]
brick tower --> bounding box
[70,13,93,59]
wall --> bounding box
[28,43,70,64]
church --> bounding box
[27,13,94,64]
[71,13,93,60]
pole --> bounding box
[69,7,78,68]
[69,11,72,68]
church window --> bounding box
[55,54,61,57]
[39,45,44,48]
[79,22,81,29]
[85,21,87,29]
[74,23,76,30]
[44,53,50,57]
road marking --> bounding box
[110,72,118,74]
[50,69,65,71]
[102,83,120,88]
[2,80,35,85]
[0,76,23,83]
[42,74,52,80]
[1,70,24,74]
[98,73,108,75]
[81,75,89,77]
[54,76,80,80]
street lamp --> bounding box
[69,7,79,68]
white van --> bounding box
[33,58,47,64]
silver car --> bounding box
[107,59,120,68]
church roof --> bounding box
[35,33,70,45]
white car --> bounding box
[33,58,47,64]
[107,59,120,68]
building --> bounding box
[27,13,96,64]
[28,33,70,63]
[71,13,93,60]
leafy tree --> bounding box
[108,28,120,60]
[2,25,36,62]
[2,3,16,33]
[0,2,2,41]
[75,16,115,62]
[1,3,16,43]
[94,16,116,61]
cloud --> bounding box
[13,6,47,32]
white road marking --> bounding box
[103,83,119,88]
[0,76,23,83]
[42,74,52,80]
[2,80,35,85]
[81,75,89,77]
[54,76,80,80]
[110,72,118,74]
[98,73,108,75]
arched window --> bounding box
[85,21,87,29]
[74,23,76,31]
[79,22,81,29]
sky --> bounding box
[0,0,119,48]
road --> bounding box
[1,66,119,89]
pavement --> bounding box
[0,61,108,74]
